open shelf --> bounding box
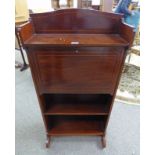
[44,95,110,136]
[24,34,129,47]
[47,116,106,136]
[44,94,112,116]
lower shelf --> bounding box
[47,116,106,136]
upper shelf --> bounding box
[24,34,129,47]
[17,9,135,48]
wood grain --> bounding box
[44,94,111,115]
[35,47,123,94]
[24,34,129,47]
[30,9,123,34]
[47,116,106,136]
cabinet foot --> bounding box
[101,136,106,148]
[45,136,51,148]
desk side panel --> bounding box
[17,21,34,48]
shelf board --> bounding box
[47,118,105,136]
[44,102,110,115]
[24,34,129,47]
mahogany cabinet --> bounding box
[18,9,134,148]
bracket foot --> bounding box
[101,136,106,148]
[45,136,51,148]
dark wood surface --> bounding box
[47,116,106,136]
[18,9,134,148]
[48,120,104,136]
[17,22,34,43]
[24,34,128,47]
[44,102,110,116]
[30,9,123,34]
[120,22,135,48]
[44,94,111,115]
[32,47,123,94]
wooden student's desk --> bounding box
[18,9,134,148]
